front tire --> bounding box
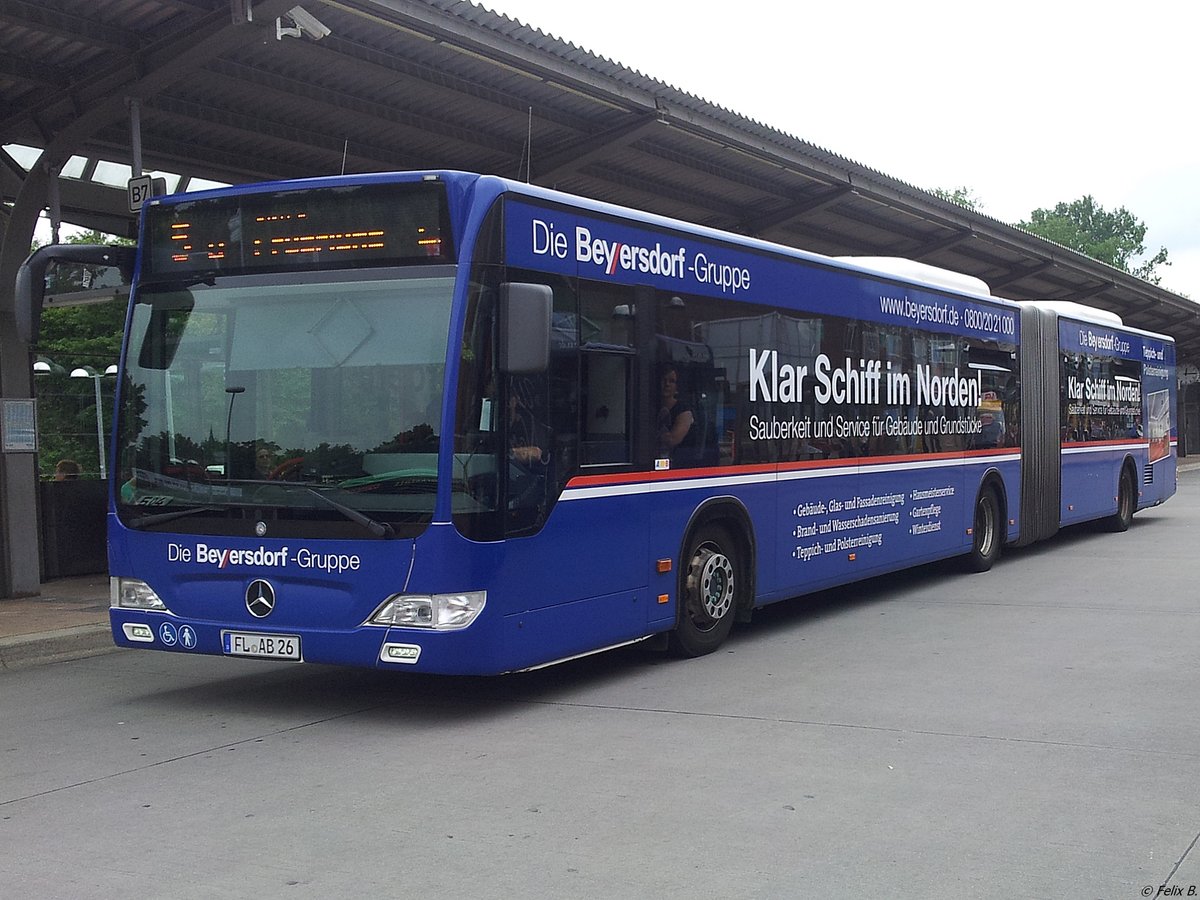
[670,523,740,657]
[965,486,1001,573]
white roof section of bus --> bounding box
[836,256,993,298]
[1023,299,1174,342]
[1022,300,1123,327]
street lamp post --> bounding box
[34,358,118,480]
[68,365,118,480]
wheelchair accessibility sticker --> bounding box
[158,622,198,650]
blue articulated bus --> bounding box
[22,171,1178,674]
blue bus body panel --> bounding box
[109,458,1016,675]
[108,504,657,675]
[109,521,409,668]
[1057,318,1177,524]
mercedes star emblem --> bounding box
[245,579,276,618]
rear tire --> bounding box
[670,523,739,657]
[1108,466,1135,532]
[965,486,1001,573]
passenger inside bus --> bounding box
[657,365,695,463]
[977,412,1002,448]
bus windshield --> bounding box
[116,267,455,535]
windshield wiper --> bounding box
[305,488,394,539]
[129,505,221,528]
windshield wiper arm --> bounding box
[305,488,394,539]
[129,505,220,528]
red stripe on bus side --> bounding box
[564,448,1021,490]
[1060,440,1148,449]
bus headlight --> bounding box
[111,577,168,611]
[368,591,486,630]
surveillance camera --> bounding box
[287,5,331,40]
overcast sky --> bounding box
[480,0,1199,302]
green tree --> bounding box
[1020,195,1169,284]
[932,186,981,210]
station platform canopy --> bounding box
[3,0,1199,357]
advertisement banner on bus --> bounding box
[504,200,1019,344]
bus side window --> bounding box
[581,352,631,465]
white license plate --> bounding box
[222,631,302,660]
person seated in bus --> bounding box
[120,468,137,503]
[255,444,277,479]
[504,377,554,525]
[253,443,305,480]
[1003,420,1020,447]
[507,381,548,468]
[657,365,695,462]
[977,412,1002,448]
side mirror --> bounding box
[499,282,551,374]
[15,244,135,344]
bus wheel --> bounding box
[670,523,739,657]
[1109,466,1136,532]
[966,486,1001,573]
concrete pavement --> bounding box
[4,458,1198,672]
[0,572,112,671]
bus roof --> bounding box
[836,257,993,297]
[1022,300,1123,327]
[1022,299,1175,343]
[489,174,1009,304]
